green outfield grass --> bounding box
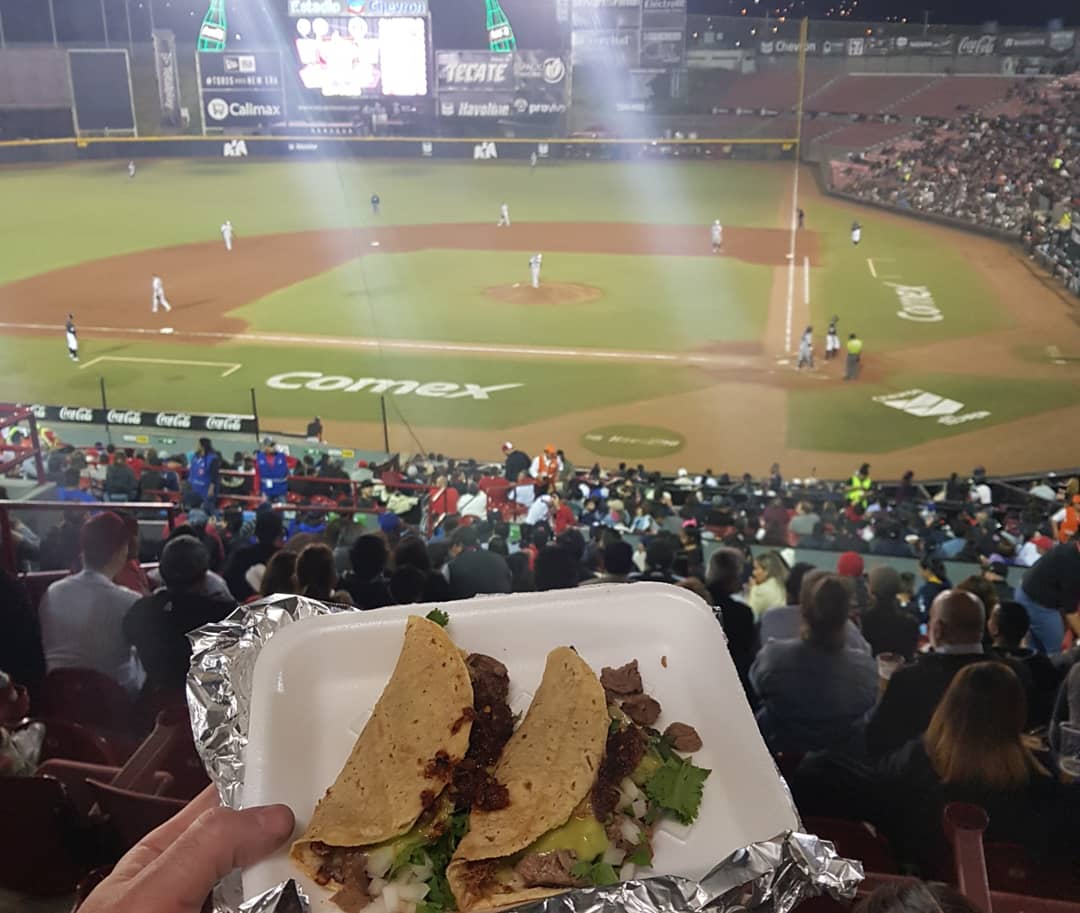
[232,250,770,351]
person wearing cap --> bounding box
[38,512,145,695]
[502,441,530,483]
[529,445,562,486]
[844,332,863,380]
[1051,492,1080,544]
[305,416,323,441]
[256,438,289,502]
[189,438,221,513]
[846,463,873,508]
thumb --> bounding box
[132,803,295,912]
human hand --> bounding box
[80,785,294,913]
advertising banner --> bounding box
[758,38,819,55]
[572,0,642,31]
[199,50,286,131]
[890,35,956,55]
[203,90,286,128]
[152,30,182,126]
[513,51,569,92]
[438,92,515,118]
[24,404,258,435]
[572,29,641,66]
[286,0,429,16]
[999,31,1076,54]
[844,36,890,57]
[436,51,515,92]
[641,28,685,65]
[641,0,686,30]
[956,35,998,56]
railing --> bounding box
[0,407,45,483]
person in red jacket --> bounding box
[429,475,459,519]
[551,493,576,535]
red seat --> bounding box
[804,816,899,874]
[86,779,187,850]
[15,716,124,766]
[0,775,93,895]
[38,668,135,736]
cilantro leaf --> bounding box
[414,812,469,913]
[426,608,450,627]
[570,860,592,879]
[627,845,653,867]
[571,860,620,887]
[644,757,711,825]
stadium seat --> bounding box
[15,716,123,766]
[86,779,187,851]
[803,816,899,874]
[38,668,136,737]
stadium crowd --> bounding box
[840,75,1080,294]
[1,431,1079,899]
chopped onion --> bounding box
[383,883,401,913]
[619,777,641,801]
[631,797,648,819]
[366,898,388,913]
[367,846,396,879]
[398,883,430,903]
[619,817,642,846]
[619,862,637,882]
[403,904,417,913]
[369,877,387,897]
[410,864,434,883]
[602,846,626,866]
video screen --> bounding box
[293,15,428,97]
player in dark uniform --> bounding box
[825,316,840,361]
[370,192,380,215]
[797,208,805,229]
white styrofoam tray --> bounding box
[243,583,799,910]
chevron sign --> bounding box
[873,390,991,427]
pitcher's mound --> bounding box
[485,282,602,306]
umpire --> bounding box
[844,332,863,381]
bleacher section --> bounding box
[805,75,937,116]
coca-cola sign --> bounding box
[154,412,193,429]
[58,406,95,423]
[107,409,143,425]
[957,35,997,56]
[205,414,244,432]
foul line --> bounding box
[3,322,756,369]
[783,165,800,354]
[78,354,242,377]
[867,258,878,278]
[803,255,810,307]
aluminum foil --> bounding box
[187,596,864,913]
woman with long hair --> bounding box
[747,550,789,619]
[295,543,353,605]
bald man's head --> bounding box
[929,589,986,649]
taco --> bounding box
[292,615,504,913]
[447,654,709,912]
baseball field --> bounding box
[1,153,1079,477]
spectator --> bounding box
[862,566,920,660]
[675,524,704,579]
[836,550,870,613]
[913,556,951,621]
[38,512,145,695]
[189,438,221,511]
[788,501,821,539]
[123,535,234,693]
[534,545,581,592]
[295,542,351,605]
[502,441,530,483]
[38,507,85,571]
[341,534,392,609]
[306,416,323,441]
[1014,537,1080,655]
[57,466,97,503]
[875,663,1062,869]
[256,438,289,502]
[256,550,298,601]
[583,540,635,585]
[550,493,576,535]
[750,575,878,755]
[506,551,534,593]
[113,514,151,597]
[747,551,788,619]
[393,537,451,602]
[761,565,870,652]
[0,568,45,701]
[223,509,283,602]
[429,475,459,520]
[761,498,791,545]
[632,533,680,584]
[705,547,757,699]
[447,525,511,598]
[456,481,488,521]
[988,600,1060,726]
[104,451,137,501]
[526,493,553,526]
[982,555,1014,606]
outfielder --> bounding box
[711,219,723,253]
[529,253,543,289]
[152,275,172,313]
[371,192,380,215]
[498,203,511,228]
[221,220,234,252]
[128,160,136,179]
[65,314,79,362]
[851,221,862,246]
[530,151,538,169]
[825,317,840,361]
[797,325,814,370]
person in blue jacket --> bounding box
[188,438,221,512]
[256,438,289,502]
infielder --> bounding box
[797,325,814,370]
[152,275,172,313]
[498,203,511,228]
[711,219,723,253]
[529,253,543,289]
[370,193,380,215]
[221,219,234,252]
[65,314,79,362]
[128,160,136,179]
[851,221,862,246]
[825,316,840,361]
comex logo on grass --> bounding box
[873,390,990,427]
[886,283,944,322]
[267,373,522,400]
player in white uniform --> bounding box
[65,314,79,362]
[529,253,543,289]
[825,317,840,361]
[797,325,814,370]
[498,203,511,228]
[128,160,136,179]
[851,221,862,246]
[221,220,234,252]
[530,151,538,169]
[152,275,172,313]
[711,219,723,253]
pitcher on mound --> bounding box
[529,253,543,289]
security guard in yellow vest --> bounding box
[848,463,873,508]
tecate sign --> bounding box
[207,98,283,121]
[107,410,143,426]
[267,373,522,400]
[441,61,511,86]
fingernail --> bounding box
[254,804,295,838]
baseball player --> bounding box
[797,325,814,370]
[65,314,79,362]
[530,151,538,169]
[128,160,136,179]
[711,219,723,253]
[851,221,862,246]
[221,220,234,252]
[152,275,172,313]
[529,253,543,289]
[370,192,380,215]
[498,203,511,228]
[798,208,805,229]
[825,316,841,361]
